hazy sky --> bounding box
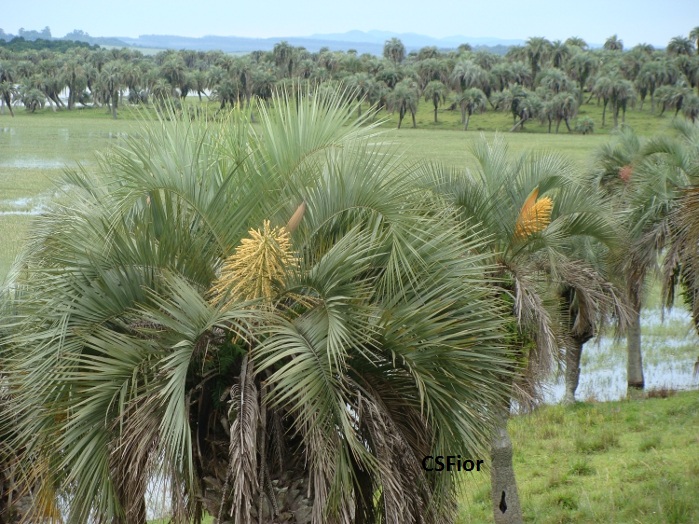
[4,0,698,47]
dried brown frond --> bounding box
[220,355,260,524]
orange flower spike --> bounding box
[515,187,553,239]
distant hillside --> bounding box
[307,30,523,49]
[106,32,521,55]
[0,26,522,55]
[115,31,521,55]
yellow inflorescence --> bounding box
[515,188,553,239]
[210,220,297,306]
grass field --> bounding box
[458,391,699,524]
[1,97,658,278]
[1,99,697,524]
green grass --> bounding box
[376,96,676,136]
[458,391,699,524]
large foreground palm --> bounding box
[1,93,513,523]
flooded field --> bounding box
[544,309,699,403]
[0,116,136,276]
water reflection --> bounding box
[544,308,699,403]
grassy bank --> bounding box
[458,391,699,523]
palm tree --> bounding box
[415,57,447,91]
[425,135,621,524]
[450,59,490,94]
[655,84,692,116]
[589,126,698,394]
[604,34,624,52]
[345,72,376,117]
[524,37,552,88]
[0,91,514,524]
[491,62,514,92]
[272,40,295,77]
[667,36,695,56]
[387,79,419,128]
[682,93,699,122]
[99,60,123,119]
[0,62,16,116]
[492,85,541,132]
[383,37,406,65]
[690,27,699,53]
[609,79,635,128]
[549,40,571,69]
[62,52,87,110]
[636,61,665,112]
[565,36,588,50]
[592,75,614,127]
[566,51,596,105]
[454,87,487,130]
[547,91,579,133]
[422,79,448,123]
[645,121,699,334]
[538,68,572,94]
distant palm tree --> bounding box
[387,79,419,128]
[610,79,635,127]
[0,63,16,116]
[383,37,406,65]
[604,34,624,52]
[565,36,588,50]
[566,51,596,104]
[99,60,123,119]
[592,75,614,127]
[272,40,295,77]
[667,36,695,56]
[415,57,447,91]
[450,59,490,93]
[524,37,552,87]
[422,79,448,123]
[454,87,487,130]
[550,40,571,69]
[690,26,699,52]
[682,93,699,122]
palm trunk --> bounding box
[491,404,523,524]
[627,308,644,394]
[601,100,607,127]
[564,337,584,404]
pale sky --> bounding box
[4,0,698,48]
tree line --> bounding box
[1,30,699,125]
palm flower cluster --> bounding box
[209,219,297,306]
[514,187,553,239]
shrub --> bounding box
[574,116,595,134]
